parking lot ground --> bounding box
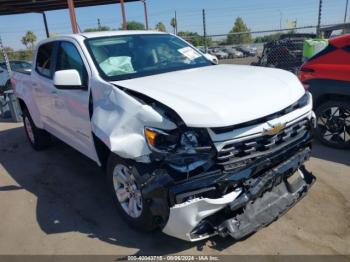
[0,121,349,255]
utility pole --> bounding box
[175,10,178,35]
[317,0,323,37]
[97,18,101,30]
[345,0,349,23]
[202,9,208,53]
[278,10,283,30]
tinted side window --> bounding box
[56,42,87,85]
[36,43,54,78]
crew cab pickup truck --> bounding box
[13,31,316,242]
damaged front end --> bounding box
[102,86,316,242]
[139,112,315,242]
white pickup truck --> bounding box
[13,31,316,242]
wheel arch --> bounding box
[17,97,27,112]
[92,132,111,171]
[307,79,350,109]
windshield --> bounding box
[85,34,212,81]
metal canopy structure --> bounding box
[0,0,138,15]
[0,0,149,36]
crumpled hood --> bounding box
[113,64,305,128]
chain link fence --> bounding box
[182,23,349,74]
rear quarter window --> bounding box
[36,42,54,78]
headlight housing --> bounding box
[144,127,179,152]
[296,92,311,108]
[144,127,211,154]
[285,92,311,114]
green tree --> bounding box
[226,17,252,45]
[21,31,37,49]
[170,18,177,34]
[155,22,166,32]
[177,31,212,47]
[119,21,145,30]
[84,25,111,32]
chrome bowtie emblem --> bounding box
[263,122,286,136]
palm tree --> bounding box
[170,18,177,34]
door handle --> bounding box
[51,90,58,95]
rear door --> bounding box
[31,41,58,129]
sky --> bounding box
[0,0,347,50]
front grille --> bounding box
[216,119,309,168]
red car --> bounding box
[299,34,350,148]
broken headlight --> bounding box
[144,127,211,153]
[144,127,179,153]
[145,127,215,173]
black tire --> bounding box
[314,100,350,149]
[23,109,51,150]
[106,154,157,232]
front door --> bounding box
[50,40,98,162]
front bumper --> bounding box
[161,147,315,242]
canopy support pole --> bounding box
[120,0,127,30]
[67,0,78,33]
[42,12,49,38]
[141,0,149,30]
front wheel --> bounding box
[314,100,350,149]
[107,154,157,232]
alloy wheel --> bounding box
[317,106,350,146]
[112,164,143,218]
[24,116,35,144]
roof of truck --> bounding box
[36,30,168,46]
[79,30,166,38]
[51,30,164,39]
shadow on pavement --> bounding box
[311,140,350,166]
[0,126,236,255]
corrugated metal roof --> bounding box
[0,0,139,15]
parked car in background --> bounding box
[0,60,32,94]
[13,31,315,242]
[211,49,229,59]
[252,33,316,73]
[236,46,256,57]
[299,34,350,149]
[223,48,244,58]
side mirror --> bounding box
[53,70,85,90]
[204,53,219,65]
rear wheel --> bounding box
[107,154,157,232]
[314,100,350,149]
[23,109,51,150]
